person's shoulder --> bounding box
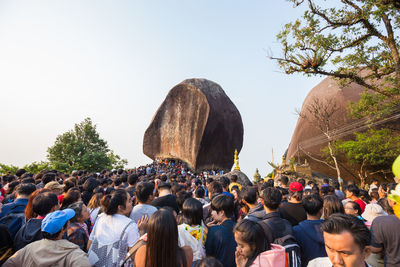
[307,257,332,267]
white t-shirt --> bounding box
[89,213,139,247]
[89,207,101,225]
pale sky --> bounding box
[0,0,322,178]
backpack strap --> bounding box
[257,220,274,244]
[120,221,134,240]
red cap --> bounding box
[289,182,304,192]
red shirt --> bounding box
[354,198,366,213]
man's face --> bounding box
[323,231,370,267]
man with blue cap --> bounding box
[3,209,91,267]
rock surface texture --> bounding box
[143,78,244,171]
[286,77,366,181]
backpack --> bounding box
[88,221,134,267]
[0,205,26,239]
[257,220,301,267]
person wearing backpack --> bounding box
[259,187,301,267]
[87,189,139,266]
[292,194,327,267]
[0,183,36,239]
[205,194,237,267]
[234,219,285,267]
[13,191,59,250]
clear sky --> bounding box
[0,0,323,178]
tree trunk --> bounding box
[327,141,341,180]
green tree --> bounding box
[272,0,400,100]
[336,129,400,182]
[47,118,127,172]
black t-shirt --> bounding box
[279,202,307,226]
[150,194,179,213]
[371,215,400,267]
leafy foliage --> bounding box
[273,0,400,100]
[337,129,400,169]
[47,118,127,172]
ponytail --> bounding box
[101,189,127,215]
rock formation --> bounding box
[286,77,371,181]
[143,78,244,171]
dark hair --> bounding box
[145,209,187,267]
[60,190,81,210]
[332,181,340,190]
[211,194,234,218]
[323,178,330,185]
[128,174,138,185]
[15,169,27,178]
[302,194,323,216]
[208,181,223,196]
[181,198,203,226]
[135,182,154,203]
[197,257,223,267]
[171,183,184,195]
[359,190,371,203]
[16,183,36,197]
[323,195,344,219]
[22,177,35,184]
[280,176,289,186]
[63,180,75,193]
[369,190,379,201]
[262,187,282,210]
[42,173,56,185]
[101,189,128,215]
[289,190,303,202]
[241,186,258,204]
[346,201,362,216]
[114,178,123,187]
[83,178,100,192]
[230,175,238,183]
[321,213,371,250]
[234,219,270,267]
[218,176,230,188]
[297,178,305,187]
[194,187,205,198]
[33,192,58,217]
[176,191,192,211]
[377,198,394,215]
[346,184,360,196]
[42,222,68,240]
[320,185,335,197]
[68,201,86,223]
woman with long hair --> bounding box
[234,219,285,267]
[135,208,193,267]
[322,195,344,219]
[88,189,139,266]
[87,192,103,229]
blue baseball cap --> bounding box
[41,209,75,234]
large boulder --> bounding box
[143,78,244,171]
[286,77,369,182]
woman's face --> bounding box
[124,193,133,216]
[344,202,358,216]
[232,190,239,200]
[234,232,255,259]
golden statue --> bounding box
[234,149,240,171]
[253,168,261,183]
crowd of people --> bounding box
[0,160,400,267]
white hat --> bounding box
[362,203,387,222]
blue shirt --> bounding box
[0,198,28,218]
[293,219,327,267]
[205,220,236,267]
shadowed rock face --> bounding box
[143,78,244,171]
